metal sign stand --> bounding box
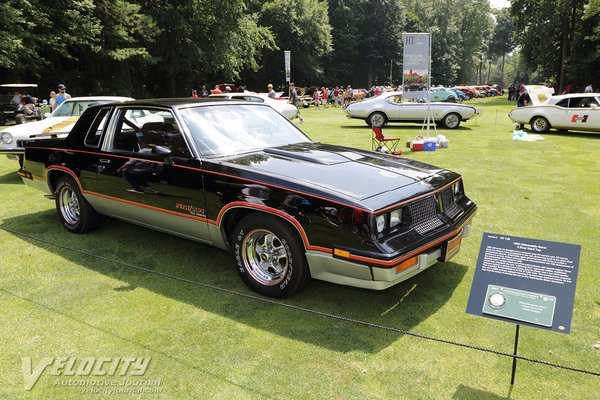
[511,324,520,385]
[421,32,435,138]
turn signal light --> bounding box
[395,256,418,273]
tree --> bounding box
[249,0,332,88]
[511,0,599,91]
[488,9,515,86]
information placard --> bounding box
[466,233,580,333]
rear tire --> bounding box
[55,175,101,233]
[231,213,310,298]
[367,112,387,128]
[530,116,550,133]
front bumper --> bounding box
[306,217,474,290]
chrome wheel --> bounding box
[531,117,549,133]
[242,229,288,285]
[368,112,386,128]
[58,186,80,225]
[442,113,460,129]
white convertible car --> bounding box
[0,96,133,154]
[209,92,300,120]
[509,92,600,133]
[344,91,480,129]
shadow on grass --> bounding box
[452,384,511,400]
[1,210,468,354]
[0,169,21,184]
[537,130,600,140]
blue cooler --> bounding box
[424,138,437,151]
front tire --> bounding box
[446,96,456,103]
[441,112,461,129]
[530,116,550,133]
[367,112,387,128]
[231,213,310,298]
[55,175,101,233]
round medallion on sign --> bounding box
[488,292,507,309]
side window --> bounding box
[111,108,192,158]
[84,108,111,148]
[566,97,591,108]
[555,99,569,108]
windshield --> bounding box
[52,100,109,117]
[179,104,311,157]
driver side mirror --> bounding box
[150,145,173,165]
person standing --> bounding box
[289,83,304,123]
[562,83,573,94]
[55,84,71,107]
[200,85,209,97]
[584,83,593,93]
[267,84,276,98]
[320,86,328,108]
[49,91,58,111]
[516,90,531,107]
[192,90,199,98]
[211,84,222,95]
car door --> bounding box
[82,105,212,243]
[384,95,410,120]
[564,97,599,130]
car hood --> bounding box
[216,142,447,203]
[0,116,79,139]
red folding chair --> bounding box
[372,127,401,154]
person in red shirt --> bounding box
[211,84,222,95]
[321,86,328,108]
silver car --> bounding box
[344,91,480,129]
[209,92,299,120]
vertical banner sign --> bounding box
[284,50,291,83]
[402,33,431,99]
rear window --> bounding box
[85,108,112,147]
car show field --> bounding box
[0,96,598,399]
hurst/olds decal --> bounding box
[175,202,206,217]
[571,114,588,123]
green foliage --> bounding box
[0,0,597,95]
[511,0,599,90]
[254,0,332,86]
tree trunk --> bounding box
[500,53,506,88]
[558,15,569,92]
[367,64,373,88]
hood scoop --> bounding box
[264,146,355,165]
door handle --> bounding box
[100,159,112,164]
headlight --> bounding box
[453,181,462,196]
[390,210,402,227]
[1,132,12,144]
[376,215,386,233]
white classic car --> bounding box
[509,92,600,133]
[0,96,133,154]
[209,92,300,120]
[344,91,480,129]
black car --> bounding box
[8,98,477,297]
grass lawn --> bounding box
[0,96,598,399]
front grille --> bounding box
[440,187,461,220]
[408,195,444,234]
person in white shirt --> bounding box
[584,84,593,93]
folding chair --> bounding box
[371,127,401,154]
